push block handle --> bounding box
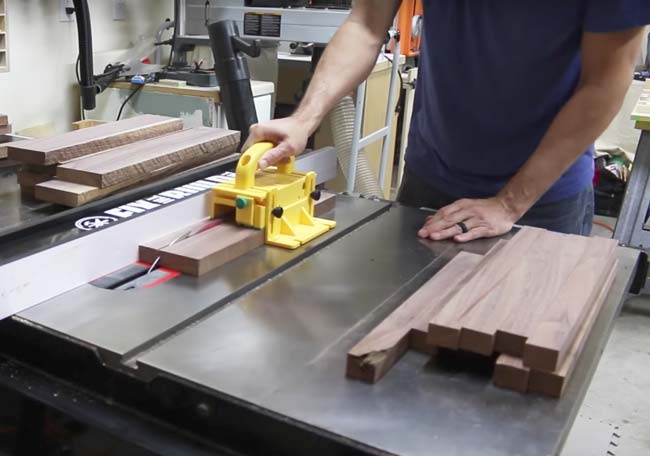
[234,142,296,190]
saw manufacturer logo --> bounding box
[75,172,235,231]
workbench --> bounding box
[0,149,642,455]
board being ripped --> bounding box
[346,226,618,398]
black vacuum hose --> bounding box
[208,20,259,146]
[73,0,97,111]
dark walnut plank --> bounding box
[138,194,337,276]
[487,232,592,356]
[56,127,239,188]
[528,264,617,397]
[523,238,618,372]
[347,252,483,384]
[139,222,265,276]
[426,237,514,351]
[8,115,183,165]
[494,263,617,398]
[35,153,238,207]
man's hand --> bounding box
[243,117,309,169]
[417,197,519,243]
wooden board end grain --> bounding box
[56,127,239,188]
[527,263,617,398]
[0,124,12,135]
[0,114,7,126]
[8,115,184,165]
[523,238,618,372]
[140,222,264,277]
[493,355,529,393]
[347,251,482,383]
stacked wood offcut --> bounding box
[347,227,618,398]
[0,113,12,159]
[7,115,240,205]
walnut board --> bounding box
[347,252,483,383]
[138,194,338,277]
[35,153,238,207]
[139,222,265,276]
[56,127,240,188]
[0,114,7,126]
[522,238,618,371]
[17,171,52,188]
[0,124,12,135]
[494,263,617,397]
[8,115,183,165]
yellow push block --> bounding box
[211,142,336,249]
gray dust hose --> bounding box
[328,96,383,197]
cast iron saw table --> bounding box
[0,180,643,455]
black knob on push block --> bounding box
[310,190,322,201]
[272,207,284,218]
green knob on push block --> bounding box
[235,197,248,209]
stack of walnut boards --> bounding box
[138,192,338,277]
[7,115,240,204]
[346,226,618,398]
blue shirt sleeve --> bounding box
[584,0,650,32]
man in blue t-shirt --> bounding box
[245,1,650,242]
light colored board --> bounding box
[528,265,617,398]
[56,128,239,188]
[493,355,530,393]
[139,222,264,276]
[35,153,238,207]
[8,115,183,165]
[427,231,540,351]
[347,252,483,383]
[523,238,618,372]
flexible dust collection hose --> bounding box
[328,96,383,198]
[73,0,97,111]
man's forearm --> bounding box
[498,29,644,219]
[293,1,401,134]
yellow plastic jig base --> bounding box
[211,142,336,249]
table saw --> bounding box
[0,146,644,456]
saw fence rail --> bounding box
[347,226,619,398]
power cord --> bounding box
[116,83,145,121]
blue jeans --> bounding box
[397,169,594,236]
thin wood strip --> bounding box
[427,230,541,351]
[347,252,483,383]
[523,238,618,372]
[56,128,239,188]
[8,115,183,165]
[528,263,618,398]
